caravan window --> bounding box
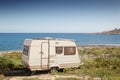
[23,46,29,56]
[64,47,76,55]
[56,47,63,54]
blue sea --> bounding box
[0,33,120,51]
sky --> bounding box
[0,0,120,33]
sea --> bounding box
[0,33,120,51]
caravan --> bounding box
[22,37,82,72]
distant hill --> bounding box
[96,28,120,34]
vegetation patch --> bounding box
[0,52,23,70]
[79,48,120,55]
[0,48,120,80]
[67,48,120,79]
[53,48,120,79]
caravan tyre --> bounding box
[50,67,58,73]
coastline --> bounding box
[77,44,120,50]
[0,44,120,54]
[78,44,120,49]
[0,50,22,55]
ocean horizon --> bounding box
[0,33,120,51]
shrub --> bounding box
[0,56,14,69]
[0,52,23,70]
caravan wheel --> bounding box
[50,67,58,73]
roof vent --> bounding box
[43,37,53,40]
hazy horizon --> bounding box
[0,0,120,33]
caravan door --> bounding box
[40,42,49,69]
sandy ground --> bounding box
[4,74,101,80]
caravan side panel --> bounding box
[28,40,49,71]
[49,40,81,69]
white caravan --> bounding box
[22,37,82,72]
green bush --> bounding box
[0,56,14,69]
[0,52,23,70]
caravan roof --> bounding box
[27,37,75,41]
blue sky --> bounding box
[0,0,120,33]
